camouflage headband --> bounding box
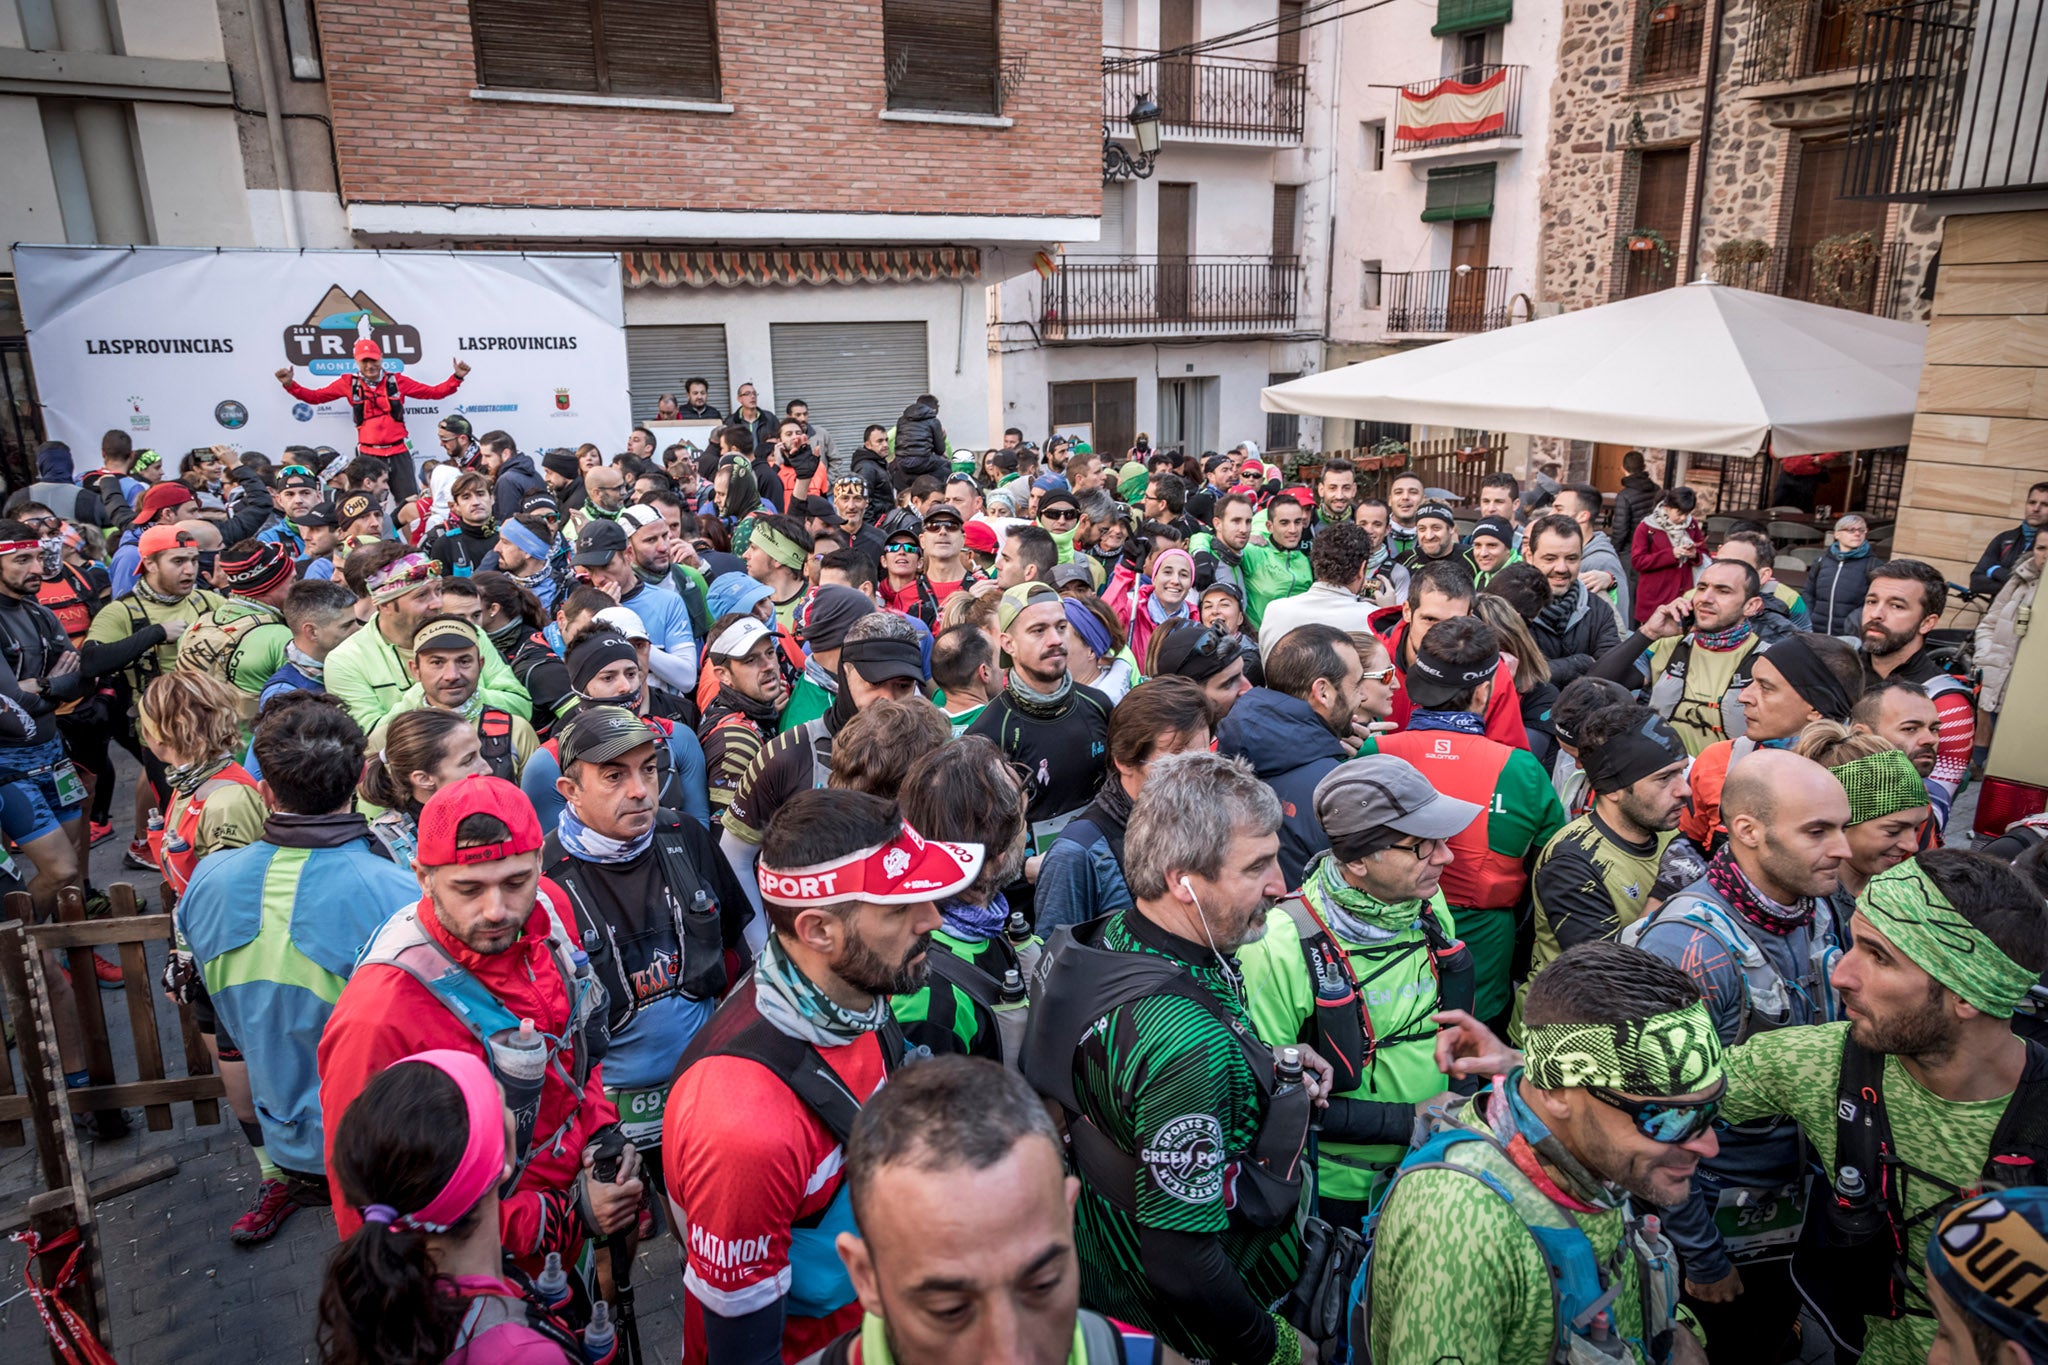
[1859,859,2037,1018]
[1524,1001,1725,1097]
[1831,749,1928,826]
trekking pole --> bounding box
[590,1130,645,1365]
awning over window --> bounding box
[622,247,982,289]
[1433,0,1513,35]
[1421,164,1496,222]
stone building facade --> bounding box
[1537,0,1941,321]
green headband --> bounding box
[751,522,806,574]
[1858,860,2037,1017]
[1832,750,1928,826]
[1524,1001,1725,1096]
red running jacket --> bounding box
[284,370,464,458]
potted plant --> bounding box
[1626,226,1675,267]
[1810,230,1879,310]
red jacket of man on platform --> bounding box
[1368,604,1528,750]
[318,793,616,1261]
[283,365,465,458]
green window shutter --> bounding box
[1433,0,1513,35]
[1421,164,1496,222]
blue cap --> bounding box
[707,571,773,620]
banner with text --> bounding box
[15,245,628,470]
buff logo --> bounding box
[759,869,842,900]
[689,1224,771,1272]
[1141,1113,1227,1204]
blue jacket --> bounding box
[1216,688,1349,888]
[1035,799,1133,934]
[175,814,418,1173]
[520,718,708,833]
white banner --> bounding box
[15,246,629,471]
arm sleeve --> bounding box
[1929,688,1975,795]
[1133,1225,1282,1365]
[0,639,50,721]
[718,825,766,954]
[1589,630,1654,687]
[1320,1096,1426,1146]
[93,474,135,532]
[646,643,699,694]
[78,612,168,681]
[397,371,465,401]
[665,727,710,828]
[1532,839,1626,950]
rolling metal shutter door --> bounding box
[626,324,730,423]
[768,322,930,443]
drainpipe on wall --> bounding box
[1685,0,1730,285]
[249,0,302,248]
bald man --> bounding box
[1623,748,1852,1361]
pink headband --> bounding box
[1153,548,1195,579]
[361,1049,505,1234]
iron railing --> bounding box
[1844,0,2048,200]
[1040,256,1303,338]
[1311,437,1510,504]
[1708,238,1913,315]
[1103,47,1307,139]
[1390,64,1525,151]
[1742,0,1869,84]
[1637,0,1710,78]
[1620,242,1682,297]
[1382,266,1512,333]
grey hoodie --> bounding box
[1580,530,1631,626]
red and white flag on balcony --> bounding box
[1396,68,1508,144]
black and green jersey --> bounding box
[893,929,1005,1061]
[1527,812,1670,977]
[1067,912,1301,1359]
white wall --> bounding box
[0,95,65,269]
[133,105,254,246]
[109,0,227,61]
[1325,2,1560,345]
[626,277,994,445]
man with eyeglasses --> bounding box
[1239,755,1482,1233]
[1370,940,1716,1363]
[1620,748,1850,1363]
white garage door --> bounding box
[768,322,929,445]
[626,324,730,425]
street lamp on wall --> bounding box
[1103,92,1163,182]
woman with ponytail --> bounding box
[359,707,490,866]
[319,1051,576,1365]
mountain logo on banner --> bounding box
[283,286,424,376]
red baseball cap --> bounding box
[353,338,382,362]
[962,520,1000,556]
[757,822,983,909]
[135,482,196,525]
[416,775,543,867]
[1277,485,1315,509]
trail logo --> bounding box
[284,286,423,376]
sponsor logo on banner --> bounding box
[554,388,572,411]
[459,334,581,351]
[292,403,314,422]
[126,395,150,432]
[455,403,519,415]
[86,336,233,355]
[215,400,249,430]
[284,285,423,376]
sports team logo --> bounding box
[283,285,423,376]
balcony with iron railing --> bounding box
[1391,64,1525,154]
[1709,237,1914,316]
[1382,266,1512,334]
[1844,0,2048,200]
[1103,48,1307,142]
[1040,256,1303,340]
[1741,0,1869,86]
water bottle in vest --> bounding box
[1833,1164,1887,1240]
[491,1018,549,1159]
[535,1252,572,1313]
[1006,908,1043,980]
[1000,968,1026,1005]
[1276,1047,1304,1096]
[582,1300,617,1365]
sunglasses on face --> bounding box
[1041,509,1079,524]
[885,541,921,555]
[1588,1082,1725,1144]
[1360,664,1397,683]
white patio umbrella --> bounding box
[1261,279,1927,457]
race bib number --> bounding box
[610,1083,668,1147]
[52,763,87,808]
[1712,1181,1806,1259]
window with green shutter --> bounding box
[1433,0,1513,36]
[1422,164,1496,222]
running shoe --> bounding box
[230,1178,302,1245]
[88,821,115,847]
[122,840,154,871]
[82,887,111,919]
[90,950,123,990]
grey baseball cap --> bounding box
[557,704,660,769]
[1313,754,1483,855]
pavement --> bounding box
[0,759,1988,1362]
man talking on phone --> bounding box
[1588,557,1766,756]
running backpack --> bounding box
[1347,1088,1683,1364]
[175,598,276,727]
[120,589,225,692]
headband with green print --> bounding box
[1524,1001,1725,1097]
[1859,859,2038,1018]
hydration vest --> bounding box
[354,889,607,1180]
[151,764,261,895]
[478,707,517,781]
[540,810,736,1038]
[1277,893,1472,1098]
[1620,887,1841,1044]
[673,976,906,1319]
[920,929,1040,1069]
[349,372,405,429]
[1018,917,1311,1232]
[35,567,94,645]
[117,589,225,691]
[1353,1083,1684,1364]
[1648,635,1757,749]
[1792,1035,2048,1354]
